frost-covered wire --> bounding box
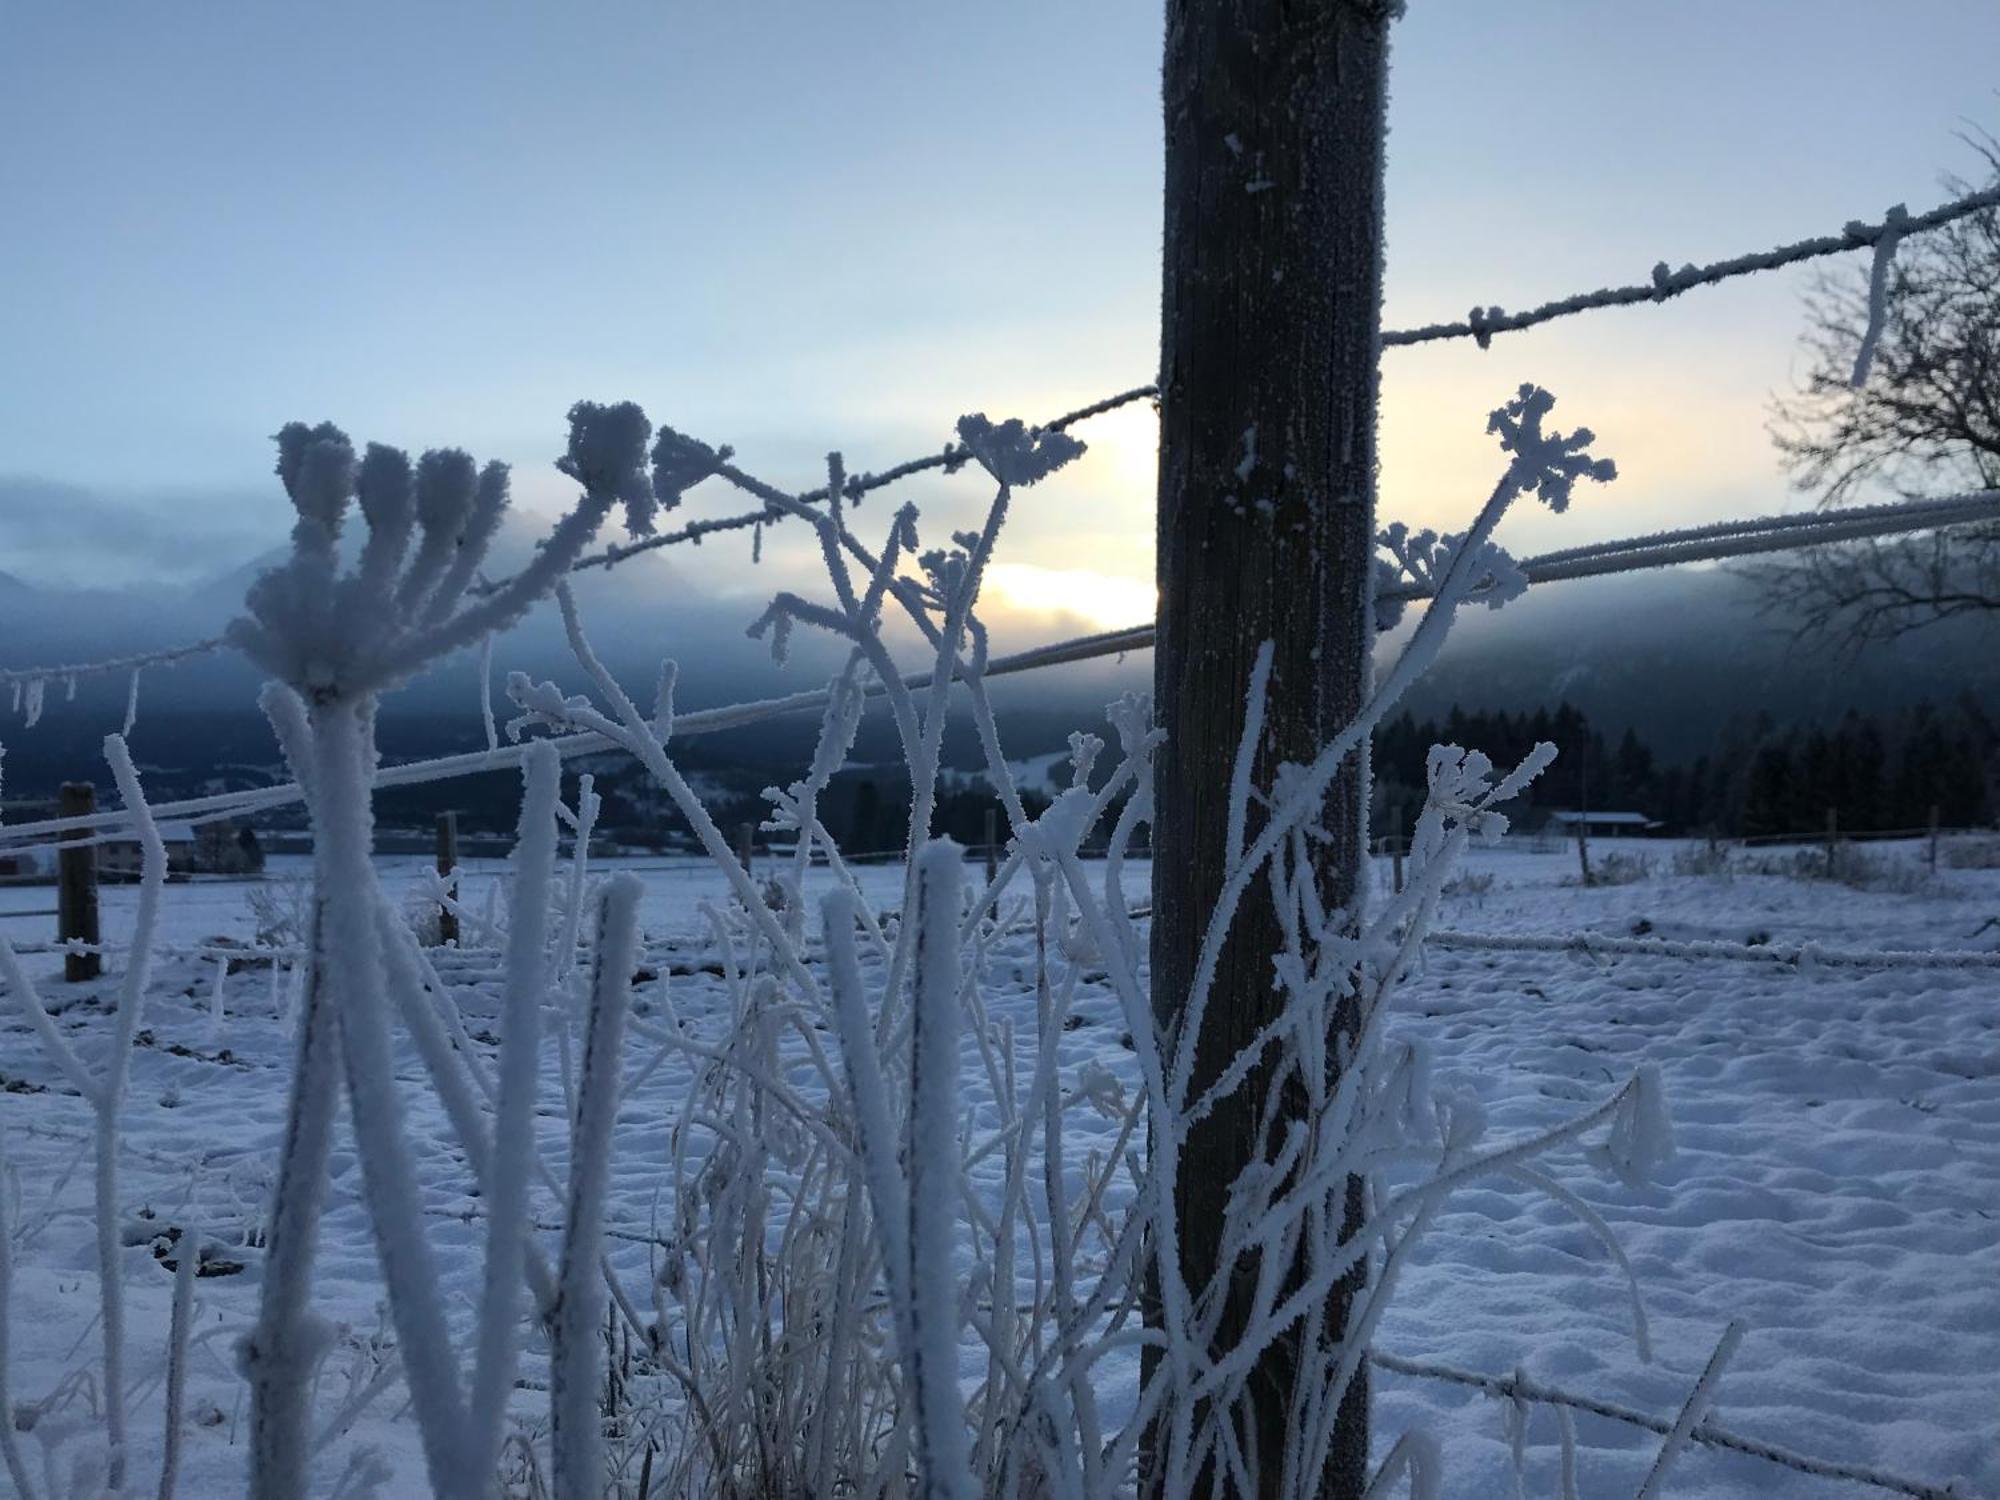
[1427,926,2000,971]
[1369,1349,1958,1500]
[1387,185,2000,349]
[8,178,1996,717]
[15,480,2000,860]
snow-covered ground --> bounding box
[2,838,1996,1496]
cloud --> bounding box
[0,475,281,588]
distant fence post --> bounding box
[1928,804,1940,874]
[1575,817,1593,887]
[983,806,999,887]
[434,810,459,947]
[736,822,755,878]
[1824,806,1840,881]
[1391,803,1405,896]
[57,781,101,981]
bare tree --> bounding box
[1759,139,2000,642]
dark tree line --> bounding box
[1373,699,1995,837]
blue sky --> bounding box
[3,1,1998,629]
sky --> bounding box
[3,1,1999,640]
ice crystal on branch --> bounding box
[230,404,659,699]
[650,423,733,511]
[954,412,1086,487]
[556,399,658,534]
[1486,384,1618,512]
[1378,523,1528,614]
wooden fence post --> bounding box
[434,810,459,947]
[1391,806,1405,896]
[1928,803,1940,873]
[57,781,101,981]
[1825,806,1840,881]
[983,805,999,887]
[736,822,755,878]
[1149,1,1393,1489]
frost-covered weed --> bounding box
[0,390,1680,1499]
[1581,850,1653,887]
[1941,836,2000,870]
[498,389,1669,1500]
[246,873,314,949]
[1670,841,1732,879]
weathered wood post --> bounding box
[1150,1,1395,1492]
[1928,803,1941,874]
[983,805,999,887]
[57,781,102,981]
[736,821,755,879]
[434,811,459,947]
[1391,804,1406,896]
[1825,806,1840,881]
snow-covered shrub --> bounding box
[1670,840,1733,878]
[1941,835,2000,869]
[1582,850,1653,886]
[246,873,314,949]
[494,388,1671,1500]
[0,389,1681,1498]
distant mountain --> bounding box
[1394,565,1998,759]
[3,542,1993,800]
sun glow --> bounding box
[982,562,1154,632]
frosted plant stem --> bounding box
[89,732,164,1492]
[464,742,561,1478]
[312,700,473,1497]
[907,840,975,1500]
[155,1212,198,1500]
[1633,1322,1745,1500]
[244,891,341,1500]
[0,1126,41,1500]
[550,875,640,1500]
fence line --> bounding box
[552,184,2000,589]
[5,481,1993,854]
[1369,1350,1960,1500]
[1427,927,2000,971]
[8,181,1997,693]
[1518,488,2000,571]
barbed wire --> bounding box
[5,482,1998,850]
[1516,488,2000,572]
[1369,1350,1960,1500]
[0,637,228,690]
[1427,926,2000,971]
[10,180,1994,697]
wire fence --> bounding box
[0,133,1993,1500]
[5,180,1997,692]
[1369,1350,1960,1500]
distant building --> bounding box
[100,819,264,880]
[0,848,45,882]
[1545,810,1660,837]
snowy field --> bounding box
[2,838,1997,1496]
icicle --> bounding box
[65,674,76,702]
[208,956,228,1040]
[1500,1371,1530,1500]
[122,668,142,738]
[22,679,43,729]
[7,682,16,714]
[478,632,498,752]
[1849,204,1908,388]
